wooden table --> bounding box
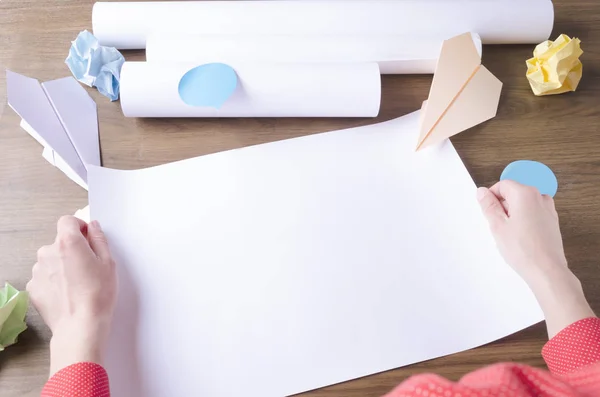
[0,1,599,395]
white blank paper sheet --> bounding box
[145,34,483,75]
[89,112,543,397]
[92,0,554,49]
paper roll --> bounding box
[120,62,382,118]
[146,34,483,75]
[93,0,554,50]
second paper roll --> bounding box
[146,34,484,75]
[120,62,382,118]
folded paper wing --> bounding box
[43,77,101,170]
[416,33,502,151]
[20,120,88,190]
[6,71,99,189]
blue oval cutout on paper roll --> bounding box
[500,160,558,197]
[178,63,237,109]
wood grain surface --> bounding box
[0,1,599,396]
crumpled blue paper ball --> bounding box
[65,30,124,101]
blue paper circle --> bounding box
[500,160,558,197]
[178,63,238,109]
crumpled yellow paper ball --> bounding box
[526,34,583,96]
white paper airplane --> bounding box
[6,70,100,190]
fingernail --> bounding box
[90,220,101,229]
[476,187,487,201]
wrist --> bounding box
[49,320,108,377]
[528,267,595,338]
[525,263,576,297]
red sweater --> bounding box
[42,318,600,397]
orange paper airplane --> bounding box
[416,33,503,151]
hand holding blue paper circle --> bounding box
[500,160,558,197]
[178,63,238,109]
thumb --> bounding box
[477,187,508,227]
[87,220,112,262]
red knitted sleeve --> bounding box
[385,317,600,397]
[40,318,600,397]
[542,317,600,375]
[41,362,110,397]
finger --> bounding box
[477,187,508,226]
[487,188,510,214]
[36,245,53,262]
[56,215,88,241]
[489,180,523,201]
[490,180,542,204]
[87,220,113,262]
[542,194,554,205]
[500,199,509,214]
[25,280,42,315]
[26,279,37,301]
[25,279,33,293]
[31,261,42,278]
[542,194,558,214]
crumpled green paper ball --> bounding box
[0,283,29,351]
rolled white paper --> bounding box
[120,62,382,118]
[92,0,554,50]
[146,34,483,75]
